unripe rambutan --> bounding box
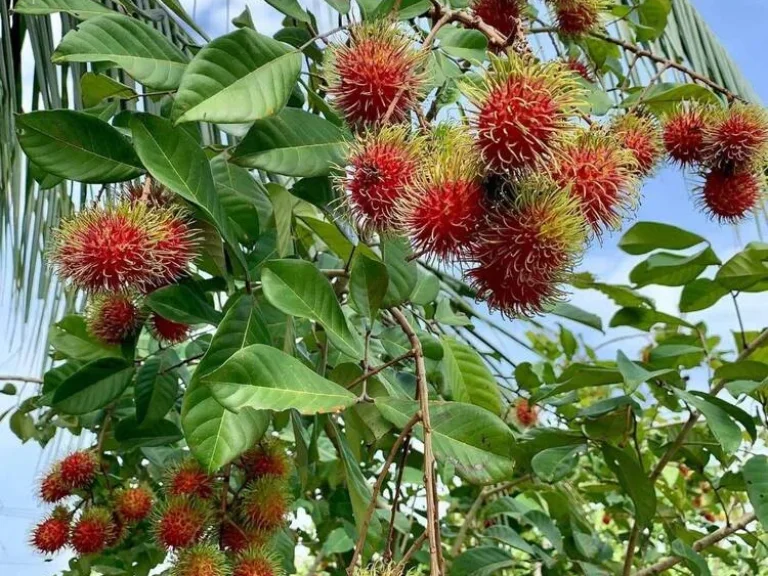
[115,486,154,523]
[702,103,768,169]
[151,313,191,345]
[326,22,425,126]
[611,113,663,176]
[153,497,211,549]
[464,52,584,172]
[471,0,525,41]
[549,130,639,233]
[240,477,291,531]
[698,167,763,222]
[71,508,114,555]
[341,125,423,233]
[515,398,539,427]
[240,440,290,481]
[663,104,710,166]
[564,57,593,82]
[39,468,71,503]
[172,544,229,576]
[548,0,606,36]
[220,521,270,553]
[31,513,70,554]
[399,125,486,259]
[232,546,285,576]
[59,451,98,490]
[466,176,587,317]
[85,292,143,344]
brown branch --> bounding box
[397,531,429,570]
[345,350,416,390]
[430,6,507,48]
[384,434,412,563]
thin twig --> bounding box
[0,375,43,384]
[397,531,429,570]
[345,350,416,390]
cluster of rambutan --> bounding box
[662,102,768,221]
[48,179,199,346]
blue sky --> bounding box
[2,0,768,573]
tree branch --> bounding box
[0,375,43,384]
[345,350,416,391]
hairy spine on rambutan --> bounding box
[471,0,525,41]
[232,546,285,576]
[31,510,70,554]
[398,125,486,259]
[326,21,425,127]
[240,440,290,481]
[465,176,588,317]
[59,450,98,490]
[697,167,764,222]
[151,313,191,345]
[515,398,539,427]
[340,125,423,233]
[71,508,115,555]
[115,486,154,523]
[548,130,639,234]
[564,57,594,82]
[153,497,211,550]
[464,52,584,173]
[220,520,270,553]
[86,292,143,344]
[610,113,663,176]
[240,477,291,532]
[172,544,229,576]
[547,0,607,36]
[166,460,216,499]
[663,103,711,166]
[702,103,768,169]
[39,467,71,503]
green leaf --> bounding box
[690,391,756,443]
[716,247,768,290]
[670,539,711,576]
[381,237,418,307]
[232,108,347,177]
[435,299,472,326]
[548,302,603,332]
[483,525,536,556]
[451,547,514,576]
[80,72,136,108]
[145,284,222,326]
[744,456,768,529]
[629,247,720,287]
[156,0,210,41]
[618,222,706,255]
[49,315,123,361]
[602,444,656,527]
[534,365,622,402]
[261,259,363,358]
[13,0,113,19]
[617,351,675,392]
[679,278,729,312]
[436,25,487,62]
[15,110,143,183]
[205,344,358,415]
[376,399,516,484]
[181,295,272,472]
[673,390,742,453]
[441,337,502,415]
[610,307,693,331]
[715,360,768,382]
[531,444,585,483]
[173,29,301,124]
[114,417,183,448]
[264,0,311,22]
[349,252,389,322]
[410,269,440,306]
[52,14,189,90]
[635,0,672,42]
[134,356,179,425]
[621,83,718,114]
[211,155,268,246]
[322,0,351,13]
[53,358,135,415]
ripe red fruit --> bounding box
[703,511,716,523]
[549,131,639,233]
[471,0,525,41]
[31,514,69,554]
[466,177,587,317]
[173,544,229,576]
[465,53,583,172]
[515,398,539,427]
[59,451,98,490]
[85,292,143,344]
[663,105,709,166]
[327,22,425,126]
[154,497,210,549]
[549,0,605,36]
[71,508,114,555]
[220,521,270,553]
[565,57,593,82]
[699,168,762,222]
[167,460,215,499]
[601,513,611,525]
[611,114,663,176]
[703,104,768,169]
[39,468,71,503]
[341,126,422,233]
[240,477,291,531]
[692,496,703,508]
[151,313,191,345]
[240,441,290,481]
[115,486,153,523]
[152,215,198,286]
[232,546,284,576]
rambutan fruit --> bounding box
[232,546,285,576]
[352,561,407,576]
[602,513,611,525]
[398,125,486,259]
[220,521,270,553]
[85,292,143,344]
[340,125,423,233]
[548,0,606,36]
[172,544,230,576]
[698,167,763,222]
[663,104,710,166]
[151,313,191,345]
[549,130,639,233]
[326,21,425,126]
[31,511,70,554]
[515,398,539,427]
[115,486,154,523]
[471,0,526,41]
[71,508,115,555]
[240,477,291,532]
[611,113,663,176]
[59,450,98,490]
[240,440,290,481]
[153,497,211,550]
[702,511,716,523]
[152,214,199,285]
[39,468,71,503]
[564,57,594,82]
[465,176,587,317]
[702,103,768,169]
[166,460,216,499]
[464,52,584,172]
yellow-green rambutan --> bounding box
[610,113,663,176]
[172,544,230,576]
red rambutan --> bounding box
[115,486,154,523]
[86,292,143,344]
[471,0,525,41]
[240,440,290,481]
[341,125,423,233]
[549,130,639,233]
[220,521,270,553]
[663,104,710,166]
[167,460,215,499]
[151,313,192,345]
[611,114,663,176]
[172,544,229,576]
[466,176,587,317]
[31,513,70,554]
[703,511,716,523]
[703,103,768,169]
[698,167,763,222]
[465,53,584,172]
[564,57,594,82]
[602,513,611,525]
[59,451,98,490]
[152,216,199,286]
[71,508,114,555]
[548,0,606,36]
[240,477,291,532]
[326,22,425,126]
[515,398,539,427]
[154,497,211,549]
[232,546,285,576]
[39,468,71,503]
